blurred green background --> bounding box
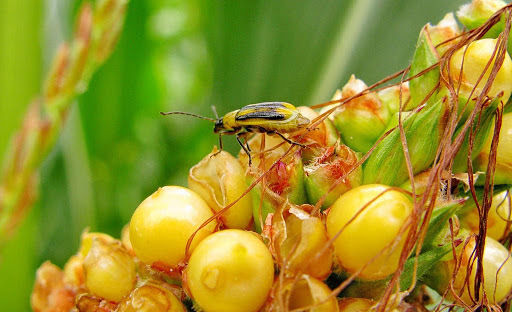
[0,0,467,309]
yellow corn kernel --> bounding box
[275,210,332,279]
[277,275,339,312]
[476,112,512,184]
[461,189,511,240]
[78,231,116,258]
[117,281,186,312]
[130,186,217,266]
[83,237,136,302]
[326,184,413,280]
[449,38,512,112]
[433,236,512,304]
[185,229,274,312]
[31,261,75,312]
[338,298,375,312]
[189,148,252,229]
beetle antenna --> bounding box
[160,111,216,122]
[211,105,219,119]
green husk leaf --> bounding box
[422,200,465,251]
[400,244,453,292]
[452,99,499,173]
[363,97,448,186]
[457,184,510,216]
[408,25,441,111]
[250,184,277,233]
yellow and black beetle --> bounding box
[161,102,310,165]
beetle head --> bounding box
[214,118,224,133]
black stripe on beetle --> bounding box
[237,102,287,112]
[235,110,286,121]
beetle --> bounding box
[161,102,310,165]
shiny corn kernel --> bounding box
[189,148,253,229]
[449,38,512,111]
[130,186,217,266]
[461,189,511,240]
[117,281,186,312]
[431,236,512,304]
[476,112,512,184]
[275,210,333,279]
[83,237,136,302]
[326,184,413,280]
[281,275,339,312]
[185,229,274,312]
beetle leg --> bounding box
[276,132,307,148]
[210,135,223,159]
[244,137,251,152]
[237,134,252,166]
[218,134,223,151]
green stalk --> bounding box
[0,0,129,243]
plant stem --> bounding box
[0,0,129,244]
